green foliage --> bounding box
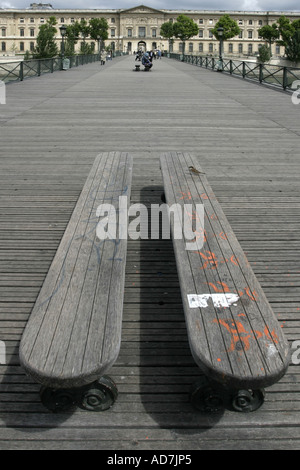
[211,14,240,40]
[64,22,81,56]
[160,21,174,40]
[284,29,300,63]
[257,44,272,63]
[172,14,198,42]
[277,15,300,62]
[34,16,58,59]
[89,17,109,42]
[258,23,279,56]
[23,50,32,60]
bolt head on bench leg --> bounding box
[230,388,265,413]
[78,376,118,412]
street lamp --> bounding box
[217,26,224,71]
[59,24,67,60]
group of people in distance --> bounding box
[135,49,162,70]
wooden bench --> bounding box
[160,152,290,412]
[19,152,133,412]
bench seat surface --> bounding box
[20,152,133,389]
[160,152,290,390]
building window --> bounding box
[248,30,253,39]
[249,20,253,25]
[40,18,45,23]
[20,42,25,52]
[71,18,75,23]
[60,18,65,23]
[30,18,35,23]
[1,28,6,37]
[228,43,233,53]
[209,30,213,38]
[127,28,132,37]
[239,43,243,53]
[239,30,243,38]
[199,29,203,38]
[152,29,156,37]
[239,19,243,25]
[179,42,183,52]
[258,20,263,26]
[189,42,193,52]
[30,42,35,51]
[138,27,146,38]
[1,42,6,52]
[199,19,203,24]
[30,28,35,37]
[248,44,253,54]
[199,43,203,52]
[209,19,213,24]
[20,18,25,23]
[111,18,115,23]
[276,45,280,54]
[111,28,115,37]
[20,28,25,37]
[209,43,213,52]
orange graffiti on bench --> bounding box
[213,318,279,353]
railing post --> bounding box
[19,61,24,81]
[259,63,263,83]
[230,60,233,75]
[51,58,54,73]
[242,61,246,78]
[283,67,288,90]
[37,60,41,77]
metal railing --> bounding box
[0,53,103,83]
[169,53,300,91]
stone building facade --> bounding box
[0,3,299,58]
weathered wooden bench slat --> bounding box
[160,152,290,411]
[19,152,133,410]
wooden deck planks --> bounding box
[0,56,300,449]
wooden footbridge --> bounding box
[0,54,300,450]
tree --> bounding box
[211,14,240,41]
[277,16,300,63]
[258,23,279,56]
[89,18,109,53]
[257,44,272,63]
[172,14,198,55]
[64,22,81,56]
[34,16,58,59]
[284,29,300,63]
[160,21,174,52]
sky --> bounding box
[0,0,300,12]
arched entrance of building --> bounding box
[137,41,146,51]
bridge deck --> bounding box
[0,55,300,450]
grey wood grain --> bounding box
[160,151,291,389]
[19,152,133,389]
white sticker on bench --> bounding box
[187,293,240,309]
